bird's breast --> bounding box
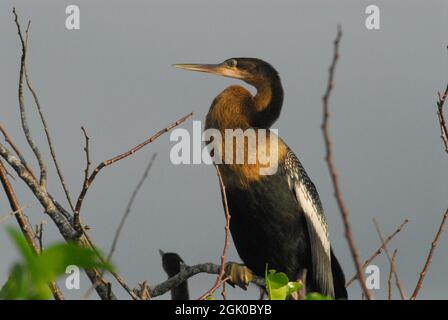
[215,130,288,189]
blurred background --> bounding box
[0,0,447,299]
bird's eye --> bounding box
[227,59,237,68]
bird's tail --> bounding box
[331,248,348,299]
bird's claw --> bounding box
[225,263,253,290]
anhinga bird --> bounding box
[174,58,347,299]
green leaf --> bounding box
[266,269,290,300]
[287,280,302,296]
[35,243,113,284]
[1,227,114,300]
[265,268,303,300]
[0,264,31,300]
[6,227,35,265]
[305,292,332,300]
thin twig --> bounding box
[0,159,63,300]
[81,127,92,194]
[199,166,231,300]
[221,277,230,300]
[75,112,193,214]
[67,128,162,299]
[436,84,448,153]
[373,218,407,300]
[0,205,33,224]
[411,208,448,299]
[346,218,408,287]
[13,8,47,187]
[388,249,398,300]
[24,44,76,212]
[108,154,156,262]
[23,21,77,232]
[81,232,136,299]
[84,154,157,299]
[321,25,373,299]
[73,127,92,233]
[133,281,151,300]
[34,221,46,253]
[410,81,448,299]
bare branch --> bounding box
[388,249,398,300]
[411,208,448,299]
[34,220,46,253]
[0,159,63,300]
[72,114,191,299]
[436,84,448,153]
[22,17,78,227]
[0,166,35,246]
[0,206,31,224]
[0,142,77,237]
[72,127,92,233]
[0,125,31,172]
[346,218,408,287]
[409,82,448,300]
[321,25,373,299]
[149,262,265,298]
[198,165,231,300]
[0,137,120,299]
[84,154,157,300]
[73,114,192,299]
[221,278,229,300]
[5,9,145,300]
[24,52,76,213]
[0,127,73,227]
[133,281,151,300]
[75,112,193,215]
[0,130,118,300]
[13,8,47,187]
[373,218,407,299]
[0,125,76,228]
[81,127,92,194]
[108,153,157,262]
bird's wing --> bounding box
[283,149,334,297]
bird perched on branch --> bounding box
[174,58,347,299]
[159,250,190,300]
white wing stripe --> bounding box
[294,181,330,256]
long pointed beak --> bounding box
[172,63,243,79]
[172,63,225,75]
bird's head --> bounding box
[173,57,279,87]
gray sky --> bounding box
[0,0,447,300]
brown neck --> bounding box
[205,85,253,131]
[250,76,283,128]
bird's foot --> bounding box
[225,263,253,290]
